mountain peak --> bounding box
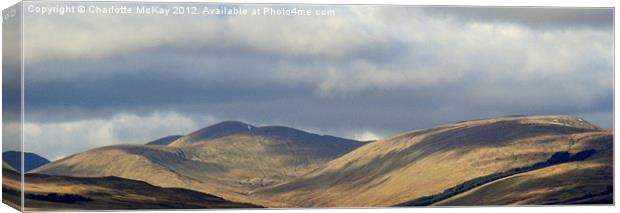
[191,120,253,135]
[167,121,362,147]
[212,120,254,128]
[167,120,255,146]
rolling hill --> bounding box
[32,121,363,206]
[252,115,613,207]
[29,116,613,207]
[3,151,50,172]
[2,167,260,210]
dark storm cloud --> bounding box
[420,7,613,29]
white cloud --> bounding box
[2,122,22,152]
[353,131,382,141]
[23,111,212,160]
[309,16,612,102]
[23,4,371,64]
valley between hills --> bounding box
[2,115,614,210]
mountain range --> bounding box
[4,115,613,209]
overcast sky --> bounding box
[12,3,613,160]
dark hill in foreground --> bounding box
[2,167,260,211]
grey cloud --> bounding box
[419,7,613,30]
[18,4,614,159]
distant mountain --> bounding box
[33,121,363,206]
[2,167,260,210]
[167,120,361,148]
[146,135,183,145]
[3,151,50,172]
[253,115,612,207]
[169,121,253,145]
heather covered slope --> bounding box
[253,115,612,207]
[434,159,613,205]
[32,121,363,206]
[434,132,613,206]
[2,168,260,210]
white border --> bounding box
[0,0,617,213]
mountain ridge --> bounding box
[30,115,612,207]
[168,120,360,147]
[146,135,184,145]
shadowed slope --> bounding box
[168,120,361,149]
[3,151,50,172]
[2,168,260,210]
[169,121,253,146]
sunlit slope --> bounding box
[253,115,611,207]
[32,121,362,205]
[434,134,613,206]
[146,135,183,145]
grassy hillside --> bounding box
[434,140,613,205]
[253,115,612,207]
[29,116,613,208]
